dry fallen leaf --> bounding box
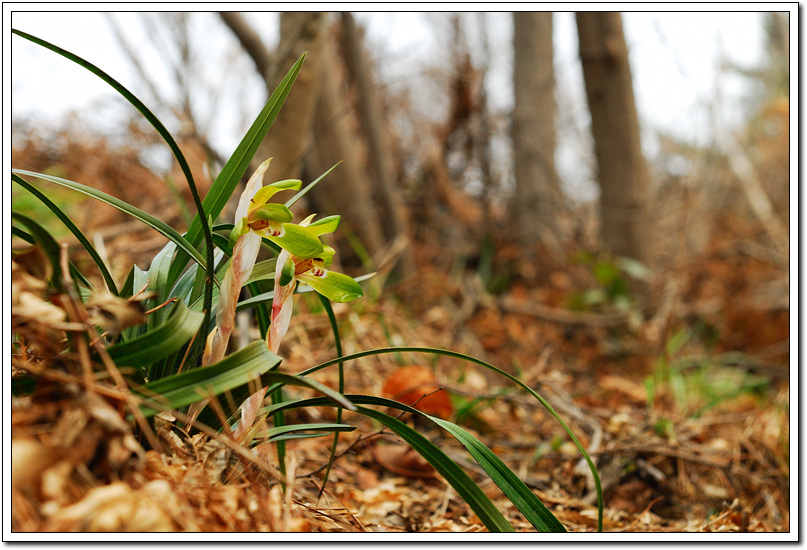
[11,438,57,492]
[373,442,436,479]
[382,365,453,419]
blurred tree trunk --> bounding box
[305,27,385,264]
[220,12,386,265]
[221,12,327,184]
[340,12,415,276]
[576,12,652,266]
[512,12,563,256]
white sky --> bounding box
[6,8,787,200]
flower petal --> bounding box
[249,179,302,212]
[268,223,324,259]
[235,158,273,222]
[298,270,364,303]
[249,202,293,223]
[306,215,340,236]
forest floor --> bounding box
[11,225,791,535]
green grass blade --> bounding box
[429,417,566,532]
[167,53,307,287]
[12,174,118,295]
[266,398,514,533]
[262,423,356,441]
[138,345,355,429]
[11,211,67,292]
[283,162,342,209]
[268,394,566,532]
[134,341,282,418]
[106,301,203,368]
[12,170,207,270]
[11,210,92,295]
[317,295,345,501]
[285,346,604,532]
[12,28,216,333]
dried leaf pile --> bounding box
[10,225,790,533]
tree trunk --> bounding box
[219,12,326,185]
[221,13,386,265]
[305,26,386,265]
[512,12,563,255]
[340,12,415,277]
[576,12,652,266]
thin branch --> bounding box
[219,12,274,83]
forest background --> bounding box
[8,7,795,535]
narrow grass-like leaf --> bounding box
[196,369,357,434]
[266,398,514,533]
[120,266,135,298]
[11,226,35,246]
[430,416,566,532]
[267,394,565,532]
[143,241,179,329]
[12,171,206,270]
[318,295,345,501]
[284,162,342,209]
[279,346,604,532]
[262,423,356,441]
[12,29,216,334]
[267,432,349,443]
[168,53,307,288]
[12,174,118,295]
[11,211,66,292]
[106,301,203,368]
[134,341,282,418]
[135,342,354,429]
[10,223,89,295]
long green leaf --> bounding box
[275,346,604,532]
[267,394,565,532]
[12,28,216,336]
[12,174,118,295]
[430,416,566,532]
[106,301,203,368]
[267,398,514,533]
[283,162,342,209]
[134,341,282,418]
[11,210,97,295]
[11,211,67,292]
[262,422,356,441]
[135,346,355,424]
[167,53,307,288]
[11,170,207,270]
[318,295,345,501]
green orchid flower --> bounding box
[228,175,323,260]
[275,215,364,303]
[266,214,363,354]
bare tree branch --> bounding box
[219,12,273,84]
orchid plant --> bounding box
[205,158,364,365]
[11,29,603,533]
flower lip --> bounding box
[294,257,327,277]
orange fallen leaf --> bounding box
[373,442,436,479]
[381,365,453,419]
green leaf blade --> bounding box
[107,301,203,368]
[169,53,307,286]
[12,174,119,295]
[11,170,207,270]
